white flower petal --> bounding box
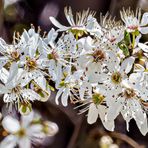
[79,84,86,100]
[0,135,17,148]
[34,73,46,91]
[107,97,123,121]
[27,124,42,135]
[55,88,64,105]
[55,63,63,86]
[98,105,115,131]
[135,34,142,47]
[21,111,34,127]
[106,51,120,72]
[21,89,41,101]
[121,57,135,74]
[47,28,58,44]
[84,36,93,51]
[137,114,148,136]
[27,35,39,58]
[49,17,70,31]
[2,116,20,133]
[138,43,148,52]
[129,73,144,84]
[19,137,31,148]
[48,60,57,80]
[0,38,7,53]
[140,26,148,34]
[121,110,131,131]
[61,88,69,106]
[0,56,8,69]
[20,29,29,42]
[87,103,99,124]
[130,100,148,135]
[36,58,49,68]
[134,113,147,135]
[6,62,18,85]
[134,63,145,72]
[21,72,32,87]
[28,28,36,36]
[141,12,148,26]
[139,87,148,101]
[0,83,8,94]
[3,93,17,102]
[0,68,9,83]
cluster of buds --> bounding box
[0,7,147,137]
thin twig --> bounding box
[90,129,145,148]
[109,132,145,148]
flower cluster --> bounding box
[0,7,148,135]
[0,111,59,148]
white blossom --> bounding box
[0,111,58,148]
[120,8,148,34]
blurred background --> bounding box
[0,0,148,148]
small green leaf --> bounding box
[118,42,130,57]
[124,30,131,46]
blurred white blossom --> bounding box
[0,111,58,148]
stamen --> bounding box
[92,93,105,105]
[92,49,106,63]
[124,88,136,99]
[111,72,122,84]
[26,58,37,70]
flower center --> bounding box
[11,51,20,61]
[26,58,37,70]
[127,25,138,30]
[48,50,59,60]
[70,28,85,37]
[92,49,105,63]
[111,72,122,84]
[92,93,105,105]
[16,128,26,137]
[124,88,136,99]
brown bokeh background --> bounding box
[0,0,148,148]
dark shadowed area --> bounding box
[0,0,148,148]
